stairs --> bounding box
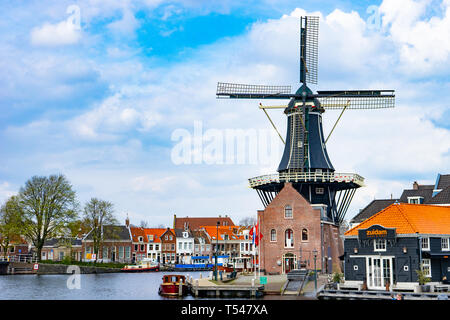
[282,269,309,295]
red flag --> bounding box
[249,223,263,246]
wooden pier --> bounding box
[187,277,264,298]
[318,289,450,300]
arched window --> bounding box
[270,229,277,242]
[285,229,294,247]
[284,205,293,218]
[302,228,308,241]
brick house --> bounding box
[41,238,82,261]
[130,226,147,263]
[144,228,165,262]
[160,228,176,264]
[173,215,235,230]
[0,235,29,259]
[82,224,132,263]
[258,183,342,274]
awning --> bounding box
[422,252,450,258]
[192,256,209,260]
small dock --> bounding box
[187,276,264,298]
[318,289,450,300]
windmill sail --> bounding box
[216,82,292,99]
[300,16,319,85]
[316,90,395,109]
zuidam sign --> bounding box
[358,225,396,241]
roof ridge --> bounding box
[345,203,397,235]
[395,204,418,233]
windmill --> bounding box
[216,16,395,225]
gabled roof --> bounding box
[43,238,82,247]
[143,228,166,243]
[130,227,147,243]
[84,225,131,241]
[174,228,194,238]
[345,203,450,236]
[174,215,235,230]
[427,186,450,205]
[200,225,244,241]
[191,229,211,244]
[350,199,399,224]
[399,186,434,203]
[437,174,450,190]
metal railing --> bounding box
[248,171,365,188]
[0,254,38,263]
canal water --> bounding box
[0,271,213,300]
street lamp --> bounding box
[214,221,219,281]
[312,249,318,292]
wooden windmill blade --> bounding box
[316,90,395,109]
[216,82,293,99]
[300,16,319,85]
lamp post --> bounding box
[214,221,219,281]
[312,249,318,293]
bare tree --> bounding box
[83,198,117,263]
[239,216,257,227]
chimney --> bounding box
[413,181,419,190]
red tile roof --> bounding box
[200,225,244,241]
[345,203,450,236]
[174,216,235,230]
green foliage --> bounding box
[40,259,126,269]
[0,196,25,256]
[415,266,431,285]
[332,272,344,283]
[17,174,79,260]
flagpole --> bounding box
[258,212,261,279]
[253,223,256,280]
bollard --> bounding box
[199,273,202,279]
[178,282,182,296]
[252,278,255,287]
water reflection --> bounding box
[0,271,210,300]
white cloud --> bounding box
[0,182,16,204]
[31,19,81,46]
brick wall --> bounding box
[258,183,343,274]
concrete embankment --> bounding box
[6,262,121,275]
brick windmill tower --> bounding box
[216,16,395,274]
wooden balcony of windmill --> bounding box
[248,171,365,188]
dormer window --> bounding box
[407,196,424,204]
[138,236,143,242]
[183,232,188,238]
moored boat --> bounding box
[158,274,189,296]
[121,259,159,272]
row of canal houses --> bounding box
[36,215,257,266]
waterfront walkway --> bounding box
[188,272,330,298]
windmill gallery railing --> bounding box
[248,171,365,188]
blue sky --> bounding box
[0,0,449,226]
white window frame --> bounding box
[270,229,277,242]
[441,237,450,251]
[407,196,423,204]
[421,237,430,251]
[284,205,293,219]
[374,239,387,252]
[421,259,431,277]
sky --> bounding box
[0,0,449,227]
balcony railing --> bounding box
[248,171,365,188]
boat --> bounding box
[158,274,189,296]
[121,259,159,272]
[217,264,234,272]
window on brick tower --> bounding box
[285,229,294,247]
[271,229,277,242]
[302,229,308,241]
[285,205,293,218]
